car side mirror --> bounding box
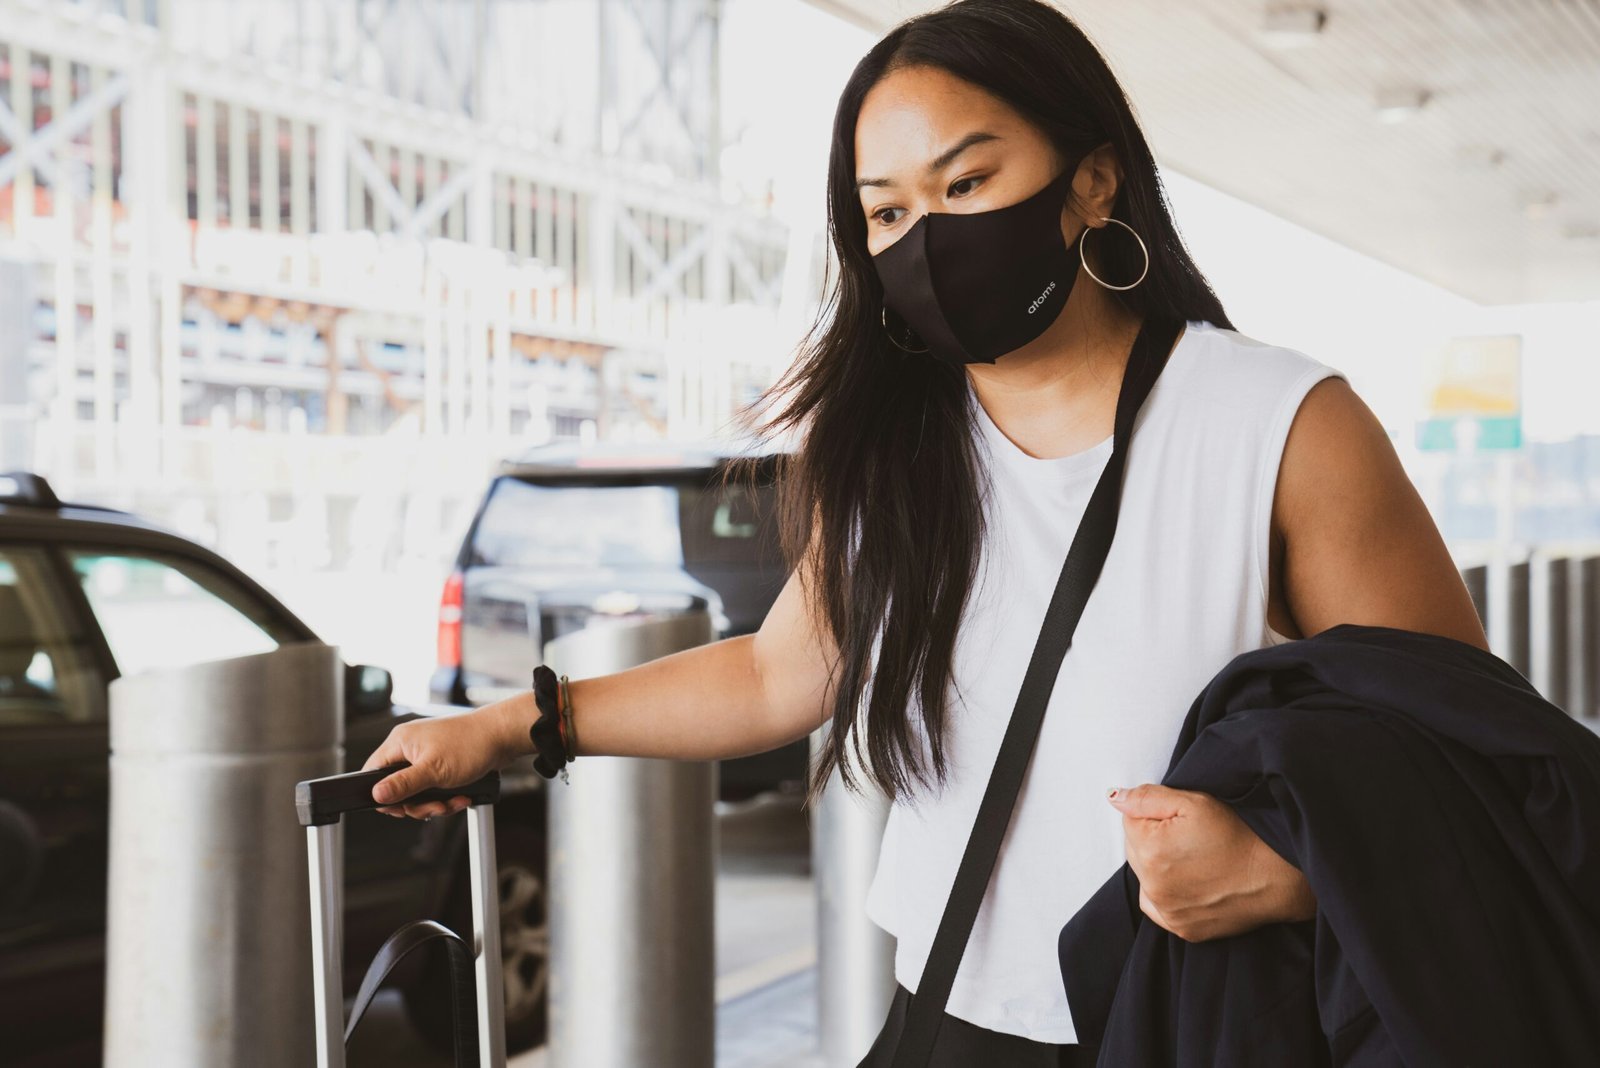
[344,663,394,717]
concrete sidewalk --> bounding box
[347,788,833,1067]
[350,959,826,1067]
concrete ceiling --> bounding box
[801,0,1600,306]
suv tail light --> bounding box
[437,570,464,668]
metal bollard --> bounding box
[1508,558,1531,677]
[1482,554,1531,676]
[103,641,342,1067]
[1573,555,1600,722]
[1461,562,1488,634]
[1529,552,1571,710]
[544,614,717,1068]
[811,727,895,1064]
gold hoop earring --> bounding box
[882,305,930,353]
[1078,216,1150,291]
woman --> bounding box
[362,0,1488,1061]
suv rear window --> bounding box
[470,480,684,570]
[469,474,776,572]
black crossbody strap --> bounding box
[889,314,1182,1067]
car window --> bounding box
[679,478,779,569]
[470,479,684,570]
[0,548,105,726]
[64,550,283,677]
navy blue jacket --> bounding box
[1058,623,1600,1066]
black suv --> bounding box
[0,472,550,1063]
[430,437,807,800]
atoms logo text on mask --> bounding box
[1028,280,1057,314]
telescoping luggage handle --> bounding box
[295,763,507,1068]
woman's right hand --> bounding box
[360,703,524,820]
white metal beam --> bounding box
[400,159,482,241]
[615,206,715,306]
[0,95,63,188]
[345,136,416,232]
[0,71,131,191]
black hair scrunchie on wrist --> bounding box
[529,664,570,781]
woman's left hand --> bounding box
[1107,783,1316,942]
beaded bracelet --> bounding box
[558,674,577,760]
[529,664,571,783]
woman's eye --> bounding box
[869,177,983,227]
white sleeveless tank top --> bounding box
[860,318,1348,1042]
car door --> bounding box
[60,545,440,990]
[0,544,112,1061]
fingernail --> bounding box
[1107,787,1121,800]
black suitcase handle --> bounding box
[295,763,501,826]
[344,920,480,1065]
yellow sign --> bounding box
[1423,335,1520,417]
[1416,335,1521,451]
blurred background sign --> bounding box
[1416,334,1523,452]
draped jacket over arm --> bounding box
[1058,622,1600,1067]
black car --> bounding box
[430,436,807,800]
[0,472,550,1063]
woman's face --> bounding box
[854,64,1087,259]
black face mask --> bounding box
[871,165,1081,368]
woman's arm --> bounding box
[364,542,841,819]
[1271,375,1488,649]
[1116,375,1486,940]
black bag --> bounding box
[870,314,1183,1067]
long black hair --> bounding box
[726,0,1235,807]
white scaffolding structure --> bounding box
[0,0,803,570]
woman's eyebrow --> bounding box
[855,131,1003,193]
